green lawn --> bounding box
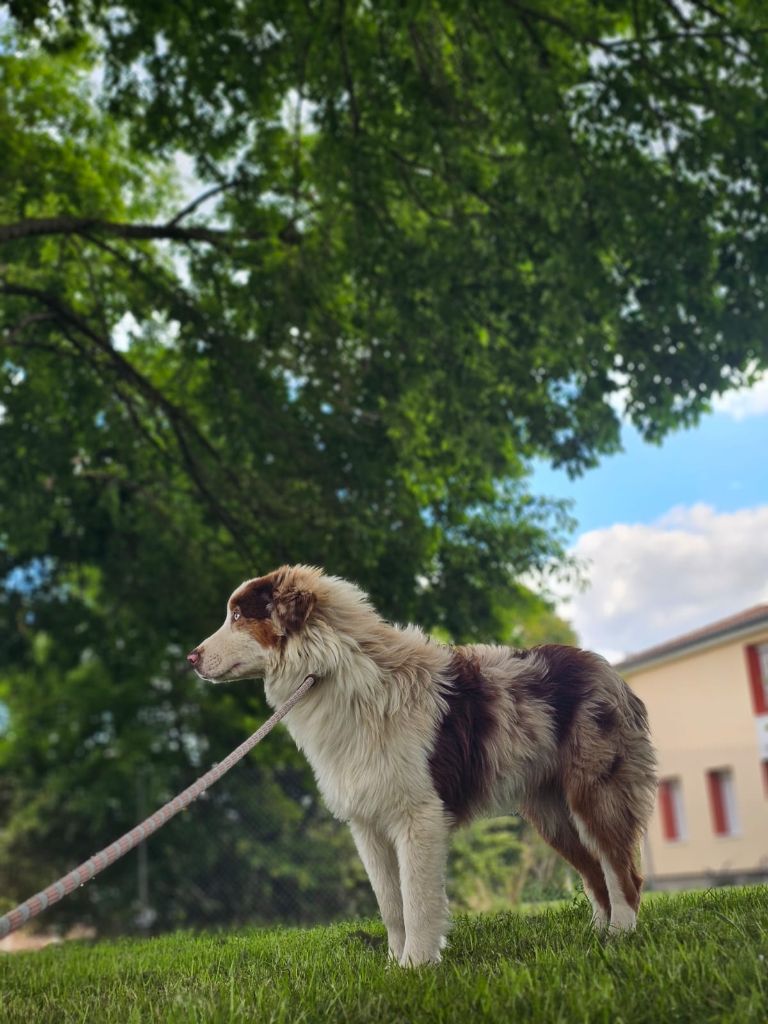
[2,887,767,1023]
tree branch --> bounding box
[504,0,768,53]
[337,0,361,135]
[0,216,301,247]
[165,181,239,228]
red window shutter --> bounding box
[746,646,767,715]
[659,780,678,840]
[707,771,728,836]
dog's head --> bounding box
[187,565,318,683]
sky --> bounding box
[531,374,768,664]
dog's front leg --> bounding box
[349,820,406,961]
[393,805,450,967]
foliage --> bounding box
[3,888,768,1023]
[509,594,579,649]
[2,1,768,930]
[449,817,530,912]
[449,816,574,913]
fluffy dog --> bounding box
[188,564,657,966]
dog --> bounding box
[188,564,657,966]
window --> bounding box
[707,769,740,837]
[746,644,768,715]
[658,778,686,841]
[762,760,768,798]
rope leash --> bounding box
[0,673,316,940]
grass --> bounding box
[2,887,767,1023]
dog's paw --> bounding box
[607,906,637,936]
[398,945,442,968]
[386,927,406,962]
[590,907,610,931]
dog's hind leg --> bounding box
[392,804,451,967]
[571,808,641,933]
[560,660,656,934]
[350,820,406,961]
[565,722,655,934]
[522,789,611,930]
[567,774,646,934]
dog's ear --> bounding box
[272,584,315,634]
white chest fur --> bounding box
[267,675,441,827]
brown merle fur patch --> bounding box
[233,576,275,620]
[428,650,499,824]
[245,617,281,648]
[525,644,597,744]
[600,752,624,783]
[232,571,315,638]
[592,702,618,733]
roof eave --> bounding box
[616,616,768,676]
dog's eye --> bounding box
[232,609,241,622]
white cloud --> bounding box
[604,365,768,425]
[556,504,768,662]
[712,371,768,421]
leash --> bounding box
[0,673,316,940]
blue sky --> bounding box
[532,407,768,536]
[528,377,768,662]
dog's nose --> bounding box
[187,648,201,667]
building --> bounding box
[616,605,768,890]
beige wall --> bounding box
[624,626,768,882]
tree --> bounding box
[2,1,768,930]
